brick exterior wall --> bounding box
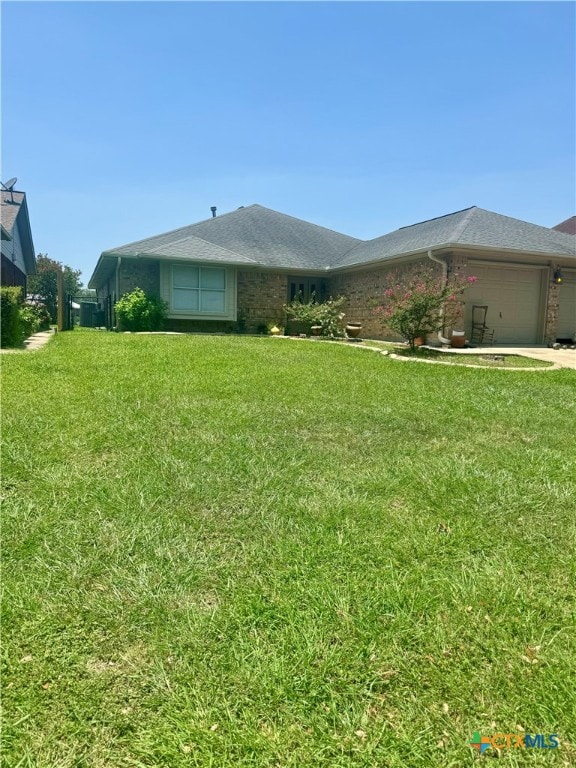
[328,257,444,340]
[119,259,160,297]
[445,252,468,332]
[237,271,288,330]
[97,254,567,342]
[544,264,560,344]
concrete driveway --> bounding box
[455,346,576,370]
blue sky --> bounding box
[2,1,575,284]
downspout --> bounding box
[427,249,450,345]
[115,256,121,301]
[115,256,121,327]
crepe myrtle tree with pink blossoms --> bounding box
[373,265,478,350]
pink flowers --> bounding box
[372,263,479,350]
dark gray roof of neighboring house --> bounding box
[0,190,36,274]
[0,191,25,234]
[552,216,576,235]
[333,206,576,268]
[101,204,361,270]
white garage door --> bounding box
[464,265,544,345]
[557,271,576,341]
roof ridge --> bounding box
[103,204,261,252]
[144,231,259,264]
[452,206,478,242]
[472,206,574,236]
[397,206,476,231]
[249,204,361,242]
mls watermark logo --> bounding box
[470,731,559,753]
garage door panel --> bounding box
[464,265,542,345]
[558,272,576,339]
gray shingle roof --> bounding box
[90,204,576,288]
[102,204,361,269]
[123,233,258,265]
[334,207,576,268]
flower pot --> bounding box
[414,336,426,347]
[311,325,322,336]
[450,331,466,348]
[346,323,363,339]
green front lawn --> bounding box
[2,331,575,767]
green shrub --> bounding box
[18,303,41,340]
[114,288,167,332]
[314,296,347,338]
[28,301,51,331]
[1,287,23,348]
[284,294,347,337]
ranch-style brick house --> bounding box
[89,204,576,345]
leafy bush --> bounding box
[284,295,321,325]
[1,287,23,347]
[284,294,347,337]
[24,301,51,331]
[18,303,42,340]
[373,265,477,350]
[114,288,167,332]
[314,296,347,338]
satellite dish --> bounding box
[1,177,17,191]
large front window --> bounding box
[172,266,226,313]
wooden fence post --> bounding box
[57,269,65,331]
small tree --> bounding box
[373,265,477,350]
[114,288,167,332]
[27,254,83,322]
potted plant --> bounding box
[345,322,363,339]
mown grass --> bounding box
[2,331,575,767]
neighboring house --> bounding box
[553,216,576,235]
[89,204,576,345]
[1,188,36,295]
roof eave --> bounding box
[331,241,575,273]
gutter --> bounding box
[427,249,450,345]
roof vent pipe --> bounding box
[210,206,217,218]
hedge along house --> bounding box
[89,204,576,345]
[1,188,36,295]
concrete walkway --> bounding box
[0,329,56,354]
[447,345,576,370]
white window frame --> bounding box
[160,263,237,320]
